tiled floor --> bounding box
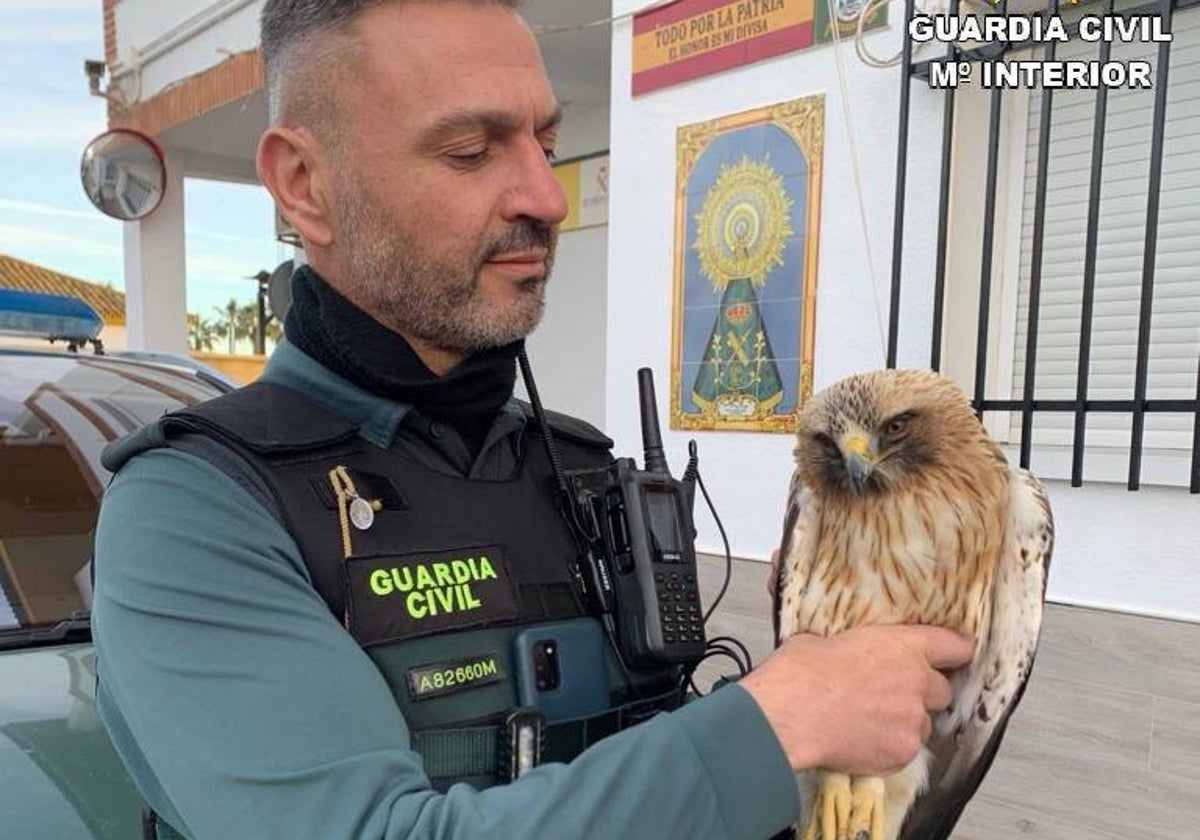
[694,554,1200,838]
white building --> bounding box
[100,0,1198,622]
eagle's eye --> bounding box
[882,413,915,440]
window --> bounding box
[1010,6,1200,455]
[907,2,1200,488]
[0,354,226,633]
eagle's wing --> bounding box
[772,467,820,647]
[898,468,1054,840]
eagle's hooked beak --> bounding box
[840,433,877,491]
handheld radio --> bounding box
[563,369,706,667]
[519,353,751,698]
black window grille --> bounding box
[890,0,1200,493]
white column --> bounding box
[123,149,188,355]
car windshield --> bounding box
[0,352,226,642]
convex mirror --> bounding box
[80,129,166,221]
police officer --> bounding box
[92,1,974,837]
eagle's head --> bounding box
[794,369,996,499]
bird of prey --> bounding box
[773,369,1053,840]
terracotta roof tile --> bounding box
[0,253,125,326]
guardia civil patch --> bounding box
[343,544,519,646]
[406,653,505,701]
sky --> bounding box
[0,0,285,325]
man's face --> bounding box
[327,2,568,354]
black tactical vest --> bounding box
[103,382,682,792]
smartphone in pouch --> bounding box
[512,618,611,723]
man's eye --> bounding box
[543,148,557,162]
[448,149,488,165]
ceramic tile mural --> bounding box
[671,94,823,433]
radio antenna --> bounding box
[638,368,670,475]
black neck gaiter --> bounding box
[283,265,522,451]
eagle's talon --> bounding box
[849,776,885,840]
[798,772,852,840]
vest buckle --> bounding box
[498,707,545,782]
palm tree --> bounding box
[235,302,259,354]
[214,298,252,355]
[188,315,220,352]
[209,298,280,356]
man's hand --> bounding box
[739,625,974,776]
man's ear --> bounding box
[257,125,335,248]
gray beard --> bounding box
[334,183,555,354]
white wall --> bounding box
[1041,482,1199,623]
[112,0,263,102]
[524,224,608,428]
[605,5,1199,622]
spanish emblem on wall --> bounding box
[631,1,886,96]
[670,95,823,433]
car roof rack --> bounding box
[0,289,105,354]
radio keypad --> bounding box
[654,560,704,648]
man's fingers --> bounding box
[924,671,954,712]
[905,626,976,670]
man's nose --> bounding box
[501,138,569,227]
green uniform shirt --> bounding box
[93,341,800,839]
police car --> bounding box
[0,290,232,837]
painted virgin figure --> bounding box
[691,155,793,420]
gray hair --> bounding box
[260,0,521,131]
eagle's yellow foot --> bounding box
[848,776,886,840]
[800,772,852,840]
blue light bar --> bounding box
[0,289,104,342]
